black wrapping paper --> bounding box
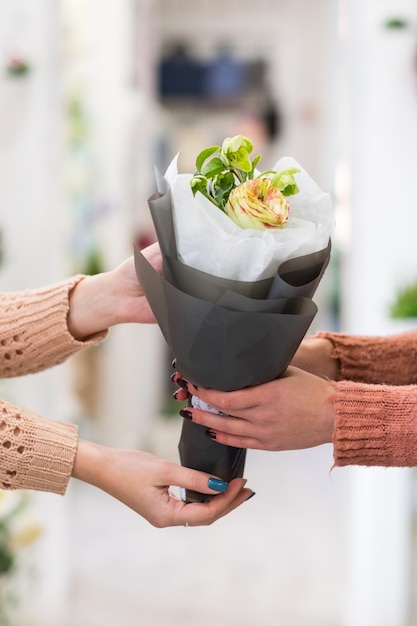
[134,171,331,502]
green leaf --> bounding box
[213,171,235,209]
[196,146,220,172]
[201,157,226,179]
[271,168,300,196]
[220,135,254,173]
[222,135,253,155]
[230,151,252,173]
[190,174,208,197]
[280,183,299,196]
[251,154,262,172]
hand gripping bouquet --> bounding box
[134,135,334,503]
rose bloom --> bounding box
[225,178,290,230]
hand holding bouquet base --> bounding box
[178,396,246,503]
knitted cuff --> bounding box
[0,275,108,378]
[332,381,417,467]
[314,329,417,385]
[0,401,78,495]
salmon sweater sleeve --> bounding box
[314,329,417,467]
[0,276,108,494]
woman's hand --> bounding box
[72,439,253,528]
[68,243,162,340]
[174,367,335,452]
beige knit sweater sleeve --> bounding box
[315,329,417,467]
[0,276,108,494]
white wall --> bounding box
[0,2,71,622]
[339,1,417,624]
[0,1,164,622]
[342,0,417,335]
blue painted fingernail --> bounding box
[208,477,228,492]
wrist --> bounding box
[72,439,109,488]
[67,271,119,340]
[320,338,340,380]
[294,336,340,380]
[322,380,336,444]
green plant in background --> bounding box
[80,246,104,276]
[0,491,42,624]
[67,95,90,150]
[390,279,417,319]
[0,523,14,575]
[383,17,408,29]
[5,56,31,78]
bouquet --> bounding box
[134,135,333,502]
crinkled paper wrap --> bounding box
[165,155,334,281]
[134,170,331,503]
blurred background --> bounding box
[1,0,417,624]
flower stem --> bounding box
[231,168,246,184]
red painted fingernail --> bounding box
[179,409,193,420]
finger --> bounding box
[158,461,230,496]
[173,387,189,402]
[205,429,264,450]
[195,478,254,523]
[177,478,254,526]
[171,372,190,402]
[188,382,264,414]
[141,242,162,272]
[189,406,250,437]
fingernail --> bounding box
[171,358,176,369]
[208,477,228,492]
[177,377,188,390]
[179,409,193,420]
[205,430,217,440]
[173,389,183,400]
[246,492,256,501]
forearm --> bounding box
[332,381,417,467]
[0,399,78,494]
[0,276,107,377]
